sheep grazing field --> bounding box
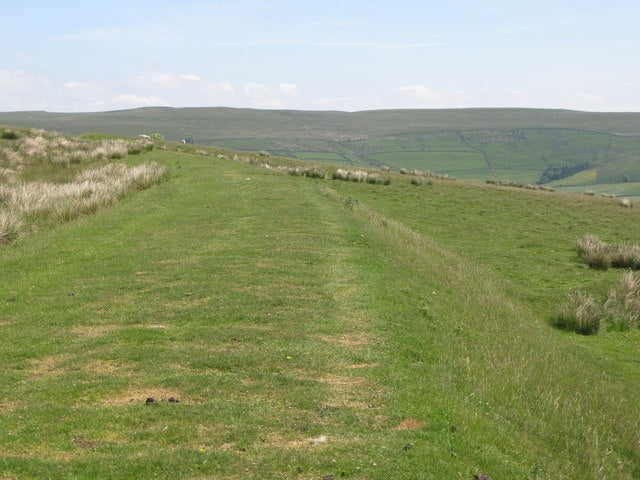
[1,128,639,479]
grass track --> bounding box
[1,149,639,478]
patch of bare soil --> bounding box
[346,362,379,369]
[99,387,188,406]
[394,419,425,430]
[29,354,70,379]
[69,324,117,338]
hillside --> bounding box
[1,131,639,479]
[3,107,640,195]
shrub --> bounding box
[1,130,19,140]
[553,291,603,335]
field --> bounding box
[0,130,639,479]
[3,108,640,195]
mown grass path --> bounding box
[1,150,639,479]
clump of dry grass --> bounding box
[410,169,455,181]
[0,162,167,244]
[602,272,640,330]
[332,168,391,185]
[555,272,640,334]
[577,234,612,270]
[553,291,603,335]
[1,128,153,168]
[0,210,22,244]
[486,178,555,192]
[577,234,640,270]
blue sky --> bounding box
[1,0,639,112]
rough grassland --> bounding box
[0,148,639,479]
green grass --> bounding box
[1,140,639,479]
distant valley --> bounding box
[2,107,640,195]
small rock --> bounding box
[312,435,328,445]
[166,397,179,403]
[473,474,492,480]
[145,397,155,405]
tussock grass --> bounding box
[577,234,640,270]
[409,168,454,181]
[0,162,167,241]
[0,210,22,244]
[603,271,640,330]
[486,178,555,192]
[553,291,603,334]
[555,272,640,333]
[0,127,166,244]
[332,168,391,184]
[0,127,153,170]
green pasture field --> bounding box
[369,151,488,174]
[555,181,640,197]
[0,139,639,479]
[287,152,354,163]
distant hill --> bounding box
[2,107,640,194]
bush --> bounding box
[1,130,19,140]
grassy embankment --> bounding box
[0,135,639,479]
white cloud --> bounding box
[560,92,606,111]
[241,82,300,108]
[130,72,181,88]
[129,72,203,89]
[111,94,165,107]
[64,80,101,91]
[397,84,476,108]
[279,83,299,97]
[309,95,384,112]
[0,70,36,91]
